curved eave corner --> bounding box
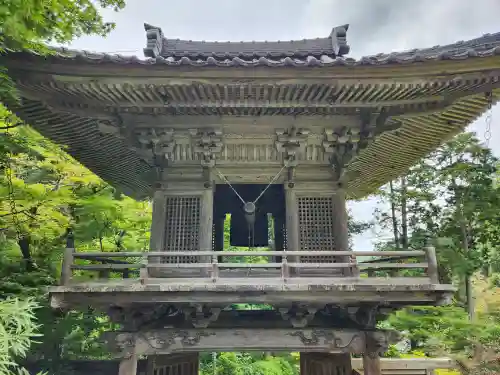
[346,89,500,199]
[10,99,154,200]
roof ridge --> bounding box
[142,23,350,59]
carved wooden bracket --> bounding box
[340,305,395,330]
[322,127,361,181]
[189,129,224,167]
[275,127,310,166]
[133,128,176,166]
[279,305,318,328]
[183,305,221,328]
[107,304,182,330]
[323,110,403,181]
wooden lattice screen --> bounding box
[162,196,201,263]
[297,196,336,263]
[300,353,351,375]
[151,354,199,375]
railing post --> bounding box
[425,241,439,284]
[211,254,219,282]
[281,253,289,281]
[140,253,149,285]
[60,228,74,286]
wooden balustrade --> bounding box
[61,247,440,286]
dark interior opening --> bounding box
[213,184,286,262]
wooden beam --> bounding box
[106,328,396,356]
[351,358,456,371]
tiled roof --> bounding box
[21,29,500,68]
[144,23,350,59]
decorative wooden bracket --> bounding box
[323,110,403,181]
[133,128,176,166]
[275,126,310,167]
[189,129,224,168]
[183,305,221,328]
[279,305,318,328]
[322,127,360,181]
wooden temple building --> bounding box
[3,23,500,375]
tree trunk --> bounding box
[389,180,400,249]
[459,215,475,321]
[400,177,408,250]
[18,235,36,271]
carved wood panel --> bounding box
[297,197,336,263]
[162,196,201,263]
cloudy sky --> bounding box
[69,0,500,251]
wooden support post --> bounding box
[60,229,74,285]
[363,332,382,375]
[149,191,167,278]
[363,353,381,375]
[332,189,358,276]
[200,186,214,276]
[281,254,289,281]
[425,243,439,284]
[211,254,219,282]
[118,336,137,375]
[118,354,138,375]
[285,183,299,274]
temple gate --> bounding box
[3,23,499,375]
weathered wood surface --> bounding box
[24,357,456,375]
[105,328,396,356]
[351,358,456,375]
[301,352,352,375]
[49,277,454,310]
[64,249,434,284]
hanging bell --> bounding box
[243,201,256,226]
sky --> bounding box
[69,0,500,251]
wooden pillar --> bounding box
[200,186,214,275]
[363,332,382,375]
[118,353,138,375]
[214,212,225,262]
[199,187,214,252]
[362,354,381,375]
[300,352,352,375]
[332,189,357,276]
[274,214,285,263]
[285,184,299,272]
[148,191,167,278]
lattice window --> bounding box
[153,358,198,375]
[162,196,200,263]
[297,196,336,263]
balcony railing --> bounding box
[60,246,440,286]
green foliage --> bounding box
[0,117,150,372]
[376,132,500,373]
[0,0,124,50]
[0,298,43,375]
[200,352,298,375]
